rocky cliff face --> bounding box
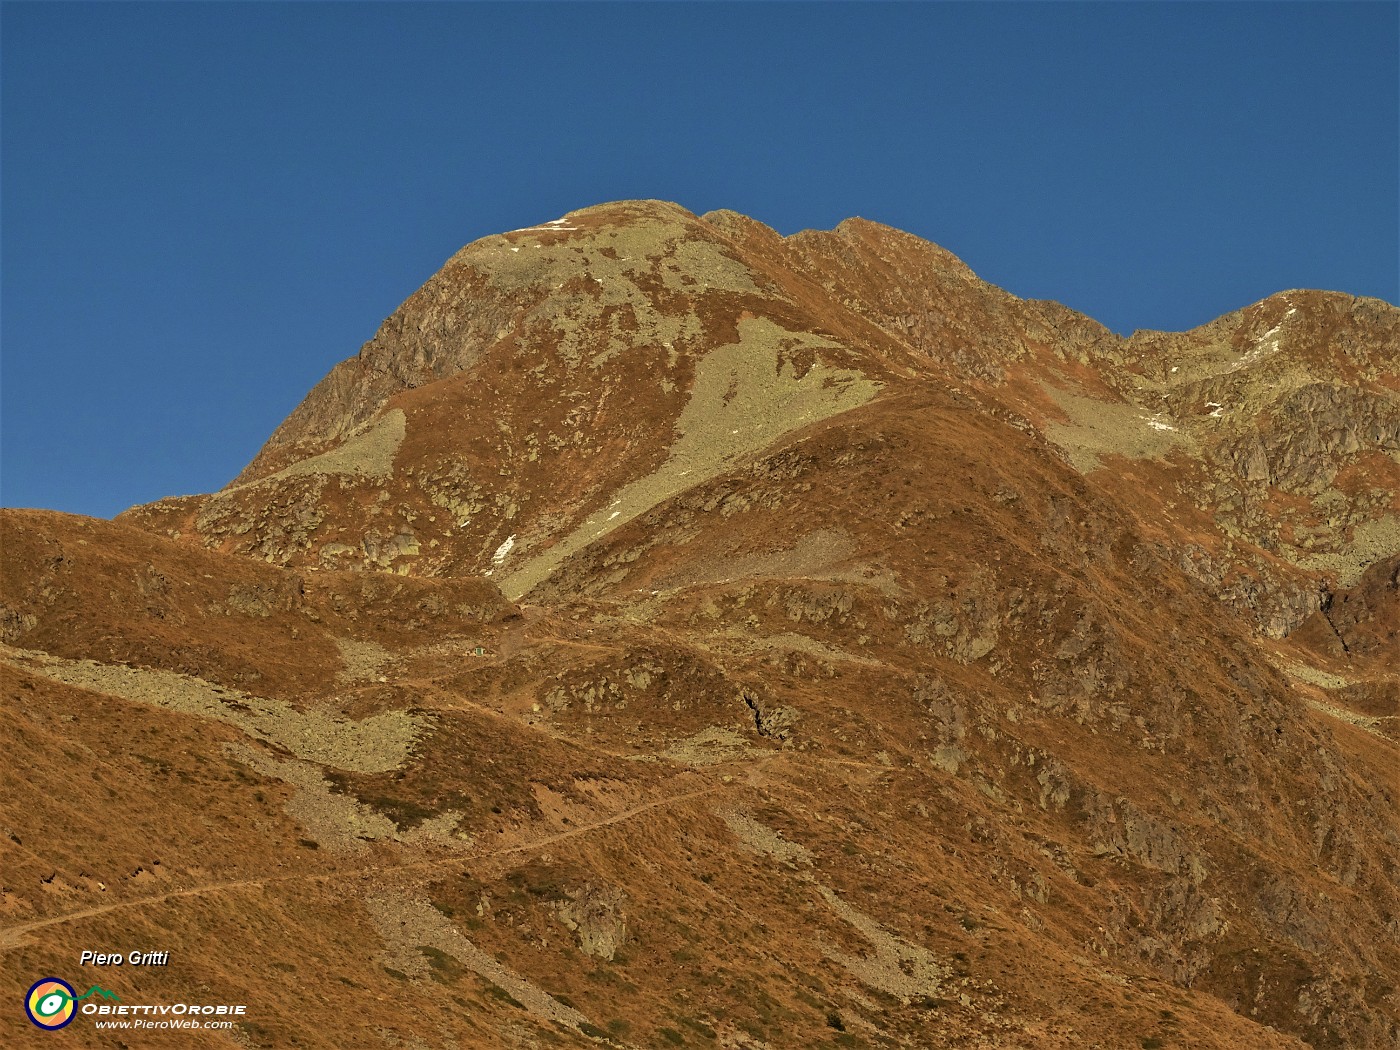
[5,202,1398,1049]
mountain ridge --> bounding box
[4,200,1398,1049]
[120,201,1399,640]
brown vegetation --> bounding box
[3,201,1397,1048]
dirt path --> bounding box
[2,667,898,951]
[0,877,276,951]
[0,783,722,951]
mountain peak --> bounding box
[118,204,1395,639]
[9,200,1399,1049]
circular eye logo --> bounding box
[26,978,77,1030]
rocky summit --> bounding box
[3,200,1397,1049]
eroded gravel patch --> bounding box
[2,644,421,773]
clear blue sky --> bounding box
[3,2,1396,518]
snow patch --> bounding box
[509,217,579,234]
[492,535,517,566]
[1228,303,1297,373]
